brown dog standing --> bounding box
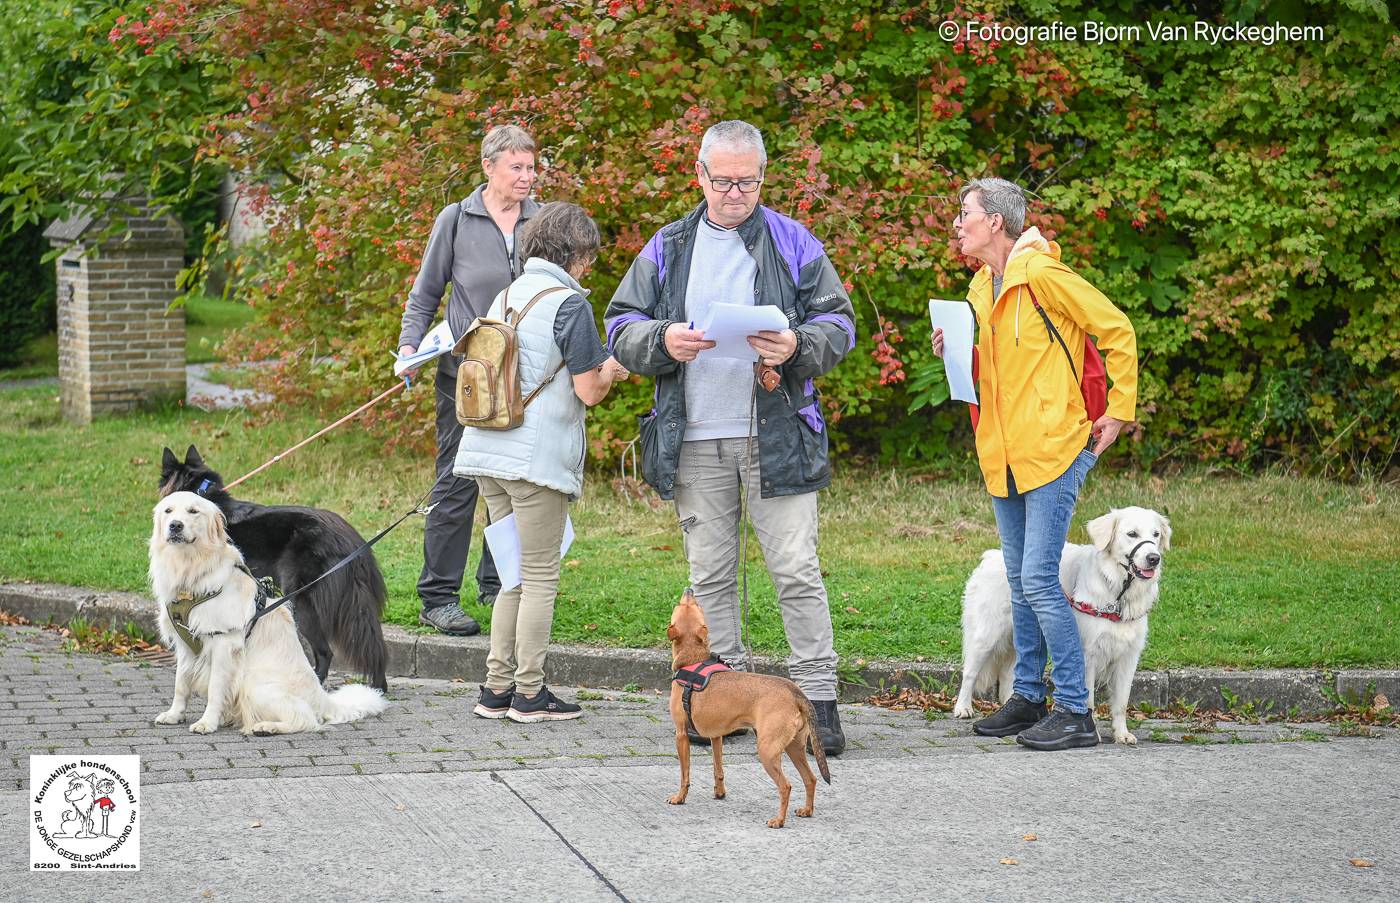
[666,590,831,828]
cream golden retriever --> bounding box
[149,491,388,735]
[953,506,1170,744]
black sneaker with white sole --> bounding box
[508,687,582,723]
[1015,707,1100,751]
[973,693,1050,737]
[473,684,514,720]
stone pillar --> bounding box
[45,203,187,423]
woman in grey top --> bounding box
[397,124,540,637]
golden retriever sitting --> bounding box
[666,590,830,828]
[149,491,388,735]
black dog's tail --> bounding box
[321,545,389,692]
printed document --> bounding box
[927,300,977,404]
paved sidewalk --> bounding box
[3,625,1397,901]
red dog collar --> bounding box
[1068,596,1123,622]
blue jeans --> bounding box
[990,449,1098,714]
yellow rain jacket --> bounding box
[967,227,1138,497]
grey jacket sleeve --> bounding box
[785,254,857,380]
[397,204,458,349]
[603,249,680,376]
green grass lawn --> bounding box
[0,294,254,380]
[1,380,1396,669]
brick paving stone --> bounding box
[3,624,1396,788]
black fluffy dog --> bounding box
[158,445,389,692]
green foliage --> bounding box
[0,222,55,366]
[3,1,1397,475]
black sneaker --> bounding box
[812,699,846,756]
[508,687,582,723]
[973,693,1050,737]
[473,684,514,719]
[418,605,480,636]
[1016,708,1101,751]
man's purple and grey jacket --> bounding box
[604,202,857,500]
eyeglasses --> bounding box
[956,207,996,224]
[701,163,763,194]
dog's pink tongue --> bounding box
[1138,568,1156,579]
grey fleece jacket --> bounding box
[398,185,541,369]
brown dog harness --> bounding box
[167,562,272,655]
[673,656,733,738]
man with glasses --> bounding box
[933,177,1138,750]
[605,120,857,755]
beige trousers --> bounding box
[476,477,570,696]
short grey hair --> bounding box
[481,124,536,163]
[698,120,767,170]
[521,202,600,273]
[959,178,1027,239]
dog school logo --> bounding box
[30,755,140,871]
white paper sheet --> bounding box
[927,300,978,404]
[483,514,576,593]
[695,303,791,361]
[393,320,455,376]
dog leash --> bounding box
[243,486,435,639]
[224,379,409,491]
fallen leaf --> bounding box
[1349,858,1375,868]
[249,820,262,828]
[451,677,465,683]
[565,560,581,568]
[1374,694,1390,711]
[1023,834,1038,842]
[844,606,861,615]
[202,892,214,899]
[585,624,598,631]
[999,858,1018,865]
[650,544,673,551]
[130,456,149,466]
[394,804,407,812]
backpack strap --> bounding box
[1024,283,1079,383]
[511,285,572,409]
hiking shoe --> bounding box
[477,589,498,607]
[473,684,514,720]
[973,693,1050,737]
[686,727,749,747]
[1016,708,1101,751]
[508,687,582,723]
[419,605,480,636]
[811,699,846,756]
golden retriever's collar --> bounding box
[1068,595,1127,623]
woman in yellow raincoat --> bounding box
[933,177,1137,751]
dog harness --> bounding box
[167,563,276,655]
[673,656,733,738]
[1067,539,1160,622]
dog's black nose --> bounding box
[1146,552,1161,567]
[168,521,184,533]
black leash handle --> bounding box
[244,488,434,639]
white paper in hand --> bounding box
[696,303,790,361]
[484,514,576,593]
[393,320,455,376]
[928,300,977,404]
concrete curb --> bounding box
[5,580,1396,714]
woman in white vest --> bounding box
[455,202,629,723]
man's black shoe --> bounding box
[973,693,1049,737]
[812,699,846,756]
[418,605,480,636]
[1016,708,1100,751]
[687,727,749,746]
[477,589,498,607]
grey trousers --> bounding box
[673,437,838,700]
[418,362,499,609]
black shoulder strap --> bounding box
[1025,284,1079,382]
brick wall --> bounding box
[51,210,187,423]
